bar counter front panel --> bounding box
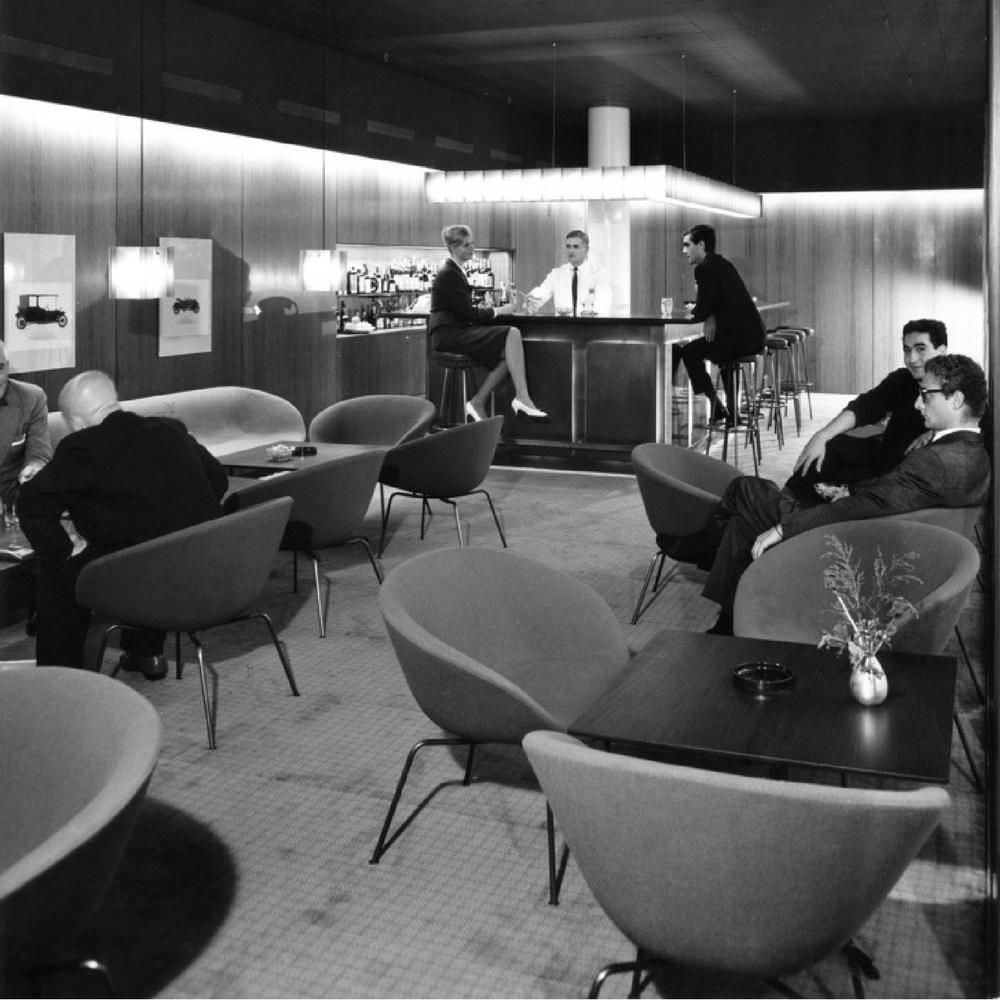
[416,303,789,453]
[515,314,702,449]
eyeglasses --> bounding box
[918,387,946,402]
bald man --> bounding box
[18,371,228,674]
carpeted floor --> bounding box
[0,393,989,998]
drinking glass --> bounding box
[660,297,674,317]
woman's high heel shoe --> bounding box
[511,399,547,419]
[464,401,485,422]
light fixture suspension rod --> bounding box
[551,42,557,167]
[731,87,737,184]
[681,53,687,172]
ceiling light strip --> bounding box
[424,165,761,219]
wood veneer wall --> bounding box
[631,190,985,394]
[0,94,986,417]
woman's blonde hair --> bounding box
[442,224,471,250]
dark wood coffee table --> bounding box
[219,441,384,477]
[570,629,957,783]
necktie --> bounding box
[571,267,578,317]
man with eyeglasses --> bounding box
[666,354,989,635]
[784,318,948,505]
[0,340,52,504]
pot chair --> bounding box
[886,505,986,701]
[75,497,297,749]
[0,667,161,995]
[630,442,740,624]
[308,394,436,448]
[523,731,949,999]
[372,547,632,905]
[733,518,982,790]
[223,449,386,637]
[378,415,505,556]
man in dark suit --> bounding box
[18,370,228,674]
[675,224,764,425]
[684,354,990,634]
[783,318,949,505]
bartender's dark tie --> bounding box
[571,267,578,316]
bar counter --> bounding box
[404,302,789,457]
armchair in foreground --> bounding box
[0,667,161,995]
[372,547,631,905]
[524,730,948,998]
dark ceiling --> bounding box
[190,0,987,128]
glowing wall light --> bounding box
[425,164,762,219]
[108,246,174,299]
[300,249,339,292]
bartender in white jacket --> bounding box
[526,230,612,316]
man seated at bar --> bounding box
[784,318,949,505]
[18,370,228,675]
[525,230,611,317]
[430,223,546,421]
[0,339,52,504]
[674,224,764,426]
[667,354,989,636]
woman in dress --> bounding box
[429,224,545,421]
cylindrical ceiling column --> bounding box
[586,106,631,316]
[588,105,631,168]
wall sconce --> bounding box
[425,165,762,219]
[300,249,339,292]
[108,246,175,299]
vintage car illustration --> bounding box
[15,293,68,329]
[173,297,201,314]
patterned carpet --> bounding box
[0,393,989,998]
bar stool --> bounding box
[705,355,761,474]
[774,324,815,419]
[760,334,797,448]
[430,351,494,427]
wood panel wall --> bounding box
[630,191,985,393]
[0,94,986,421]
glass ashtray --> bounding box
[732,661,794,694]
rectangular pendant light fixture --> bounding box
[300,248,339,292]
[425,164,761,219]
[108,246,175,299]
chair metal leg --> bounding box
[175,630,182,679]
[955,625,985,703]
[98,623,121,674]
[546,802,571,905]
[20,955,116,998]
[842,938,879,998]
[472,488,508,547]
[312,555,326,638]
[378,489,401,556]
[588,956,660,1000]
[189,631,217,750]
[442,497,463,545]
[369,736,474,864]
[954,710,984,792]
[291,549,299,593]
[249,611,299,696]
[350,536,384,583]
[631,550,672,625]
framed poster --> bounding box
[158,237,212,357]
[3,233,76,372]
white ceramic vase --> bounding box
[850,652,888,706]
